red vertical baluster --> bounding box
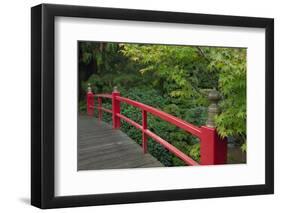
[98,97,102,121]
[112,86,120,129]
[142,110,147,153]
[200,127,227,165]
[86,83,94,117]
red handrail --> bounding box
[87,88,227,166]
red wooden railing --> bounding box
[86,85,227,166]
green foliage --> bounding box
[201,48,247,146]
[241,143,247,153]
[121,44,217,104]
[79,42,119,71]
[79,100,86,112]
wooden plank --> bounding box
[78,116,163,170]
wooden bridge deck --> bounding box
[78,116,163,170]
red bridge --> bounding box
[80,85,227,170]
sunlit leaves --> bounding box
[121,44,214,105]
[202,47,247,149]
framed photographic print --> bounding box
[31,3,274,209]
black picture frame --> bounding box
[31,3,274,209]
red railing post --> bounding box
[200,89,227,165]
[98,97,102,121]
[142,110,148,153]
[112,86,120,129]
[200,127,227,165]
[86,83,94,117]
